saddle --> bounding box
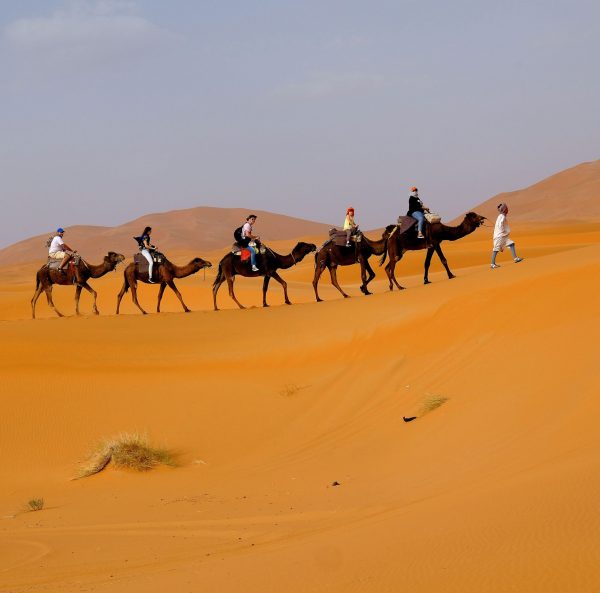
[328,228,362,247]
[231,242,267,264]
[133,251,165,282]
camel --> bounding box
[116,255,212,314]
[312,234,388,302]
[380,212,486,289]
[212,242,316,310]
[31,251,125,319]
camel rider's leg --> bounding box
[509,244,523,263]
[248,246,259,272]
[58,251,72,273]
[491,250,500,269]
[346,229,352,247]
[142,249,155,283]
[413,212,425,238]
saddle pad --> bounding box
[396,216,418,235]
[241,249,251,262]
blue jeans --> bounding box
[246,245,257,267]
[412,211,425,234]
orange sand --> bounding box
[1,221,599,593]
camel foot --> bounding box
[285,301,292,305]
[399,286,406,290]
[343,294,350,299]
[141,311,147,315]
[184,309,191,313]
[263,303,269,308]
[424,280,431,285]
[93,309,99,315]
[448,274,456,279]
[316,298,323,302]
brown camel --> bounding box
[31,252,125,319]
[380,212,486,289]
[212,242,316,310]
[116,255,212,314]
[312,234,388,302]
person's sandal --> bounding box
[514,257,523,263]
[490,264,500,269]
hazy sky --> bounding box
[2,0,599,247]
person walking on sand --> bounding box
[343,207,358,247]
[491,203,523,269]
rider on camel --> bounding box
[407,187,429,239]
[343,207,358,247]
[48,228,78,275]
[241,215,260,272]
[135,226,157,283]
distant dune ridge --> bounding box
[0,207,333,266]
[468,159,600,222]
[2,159,599,266]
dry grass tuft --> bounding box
[27,498,44,512]
[420,395,449,415]
[279,383,309,397]
[78,433,175,478]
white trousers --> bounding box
[141,249,154,280]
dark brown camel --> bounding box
[31,252,125,319]
[212,242,316,310]
[380,212,486,289]
[116,256,212,314]
[312,234,388,302]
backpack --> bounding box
[233,226,245,244]
[45,236,54,248]
[133,235,145,249]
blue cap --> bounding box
[57,227,65,233]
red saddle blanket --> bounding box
[240,249,251,262]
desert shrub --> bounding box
[27,498,44,511]
[420,395,449,415]
[78,433,174,478]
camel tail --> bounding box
[212,263,224,288]
[379,250,387,266]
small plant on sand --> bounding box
[420,395,449,415]
[78,432,175,478]
[279,383,309,398]
[27,498,44,512]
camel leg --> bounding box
[212,278,225,311]
[156,282,167,313]
[80,282,99,315]
[386,251,405,291]
[44,286,64,317]
[31,284,44,319]
[424,248,435,284]
[271,271,291,305]
[130,281,148,315]
[226,274,245,309]
[329,265,349,298]
[312,264,326,302]
[360,259,376,295]
[74,285,83,315]
[166,279,191,312]
[116,279,128,314]
[435,244,455,280]
[262,276,271,307]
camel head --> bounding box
[465,212,486,228]
[191,257,212,270]
[106,252,126,268]
[294,242,318,258]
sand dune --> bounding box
[468,159,600,222]
[1,218,599,592]
[0,207,333,266]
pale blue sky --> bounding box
[2,0,599,247]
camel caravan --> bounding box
[31,188,501,318]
